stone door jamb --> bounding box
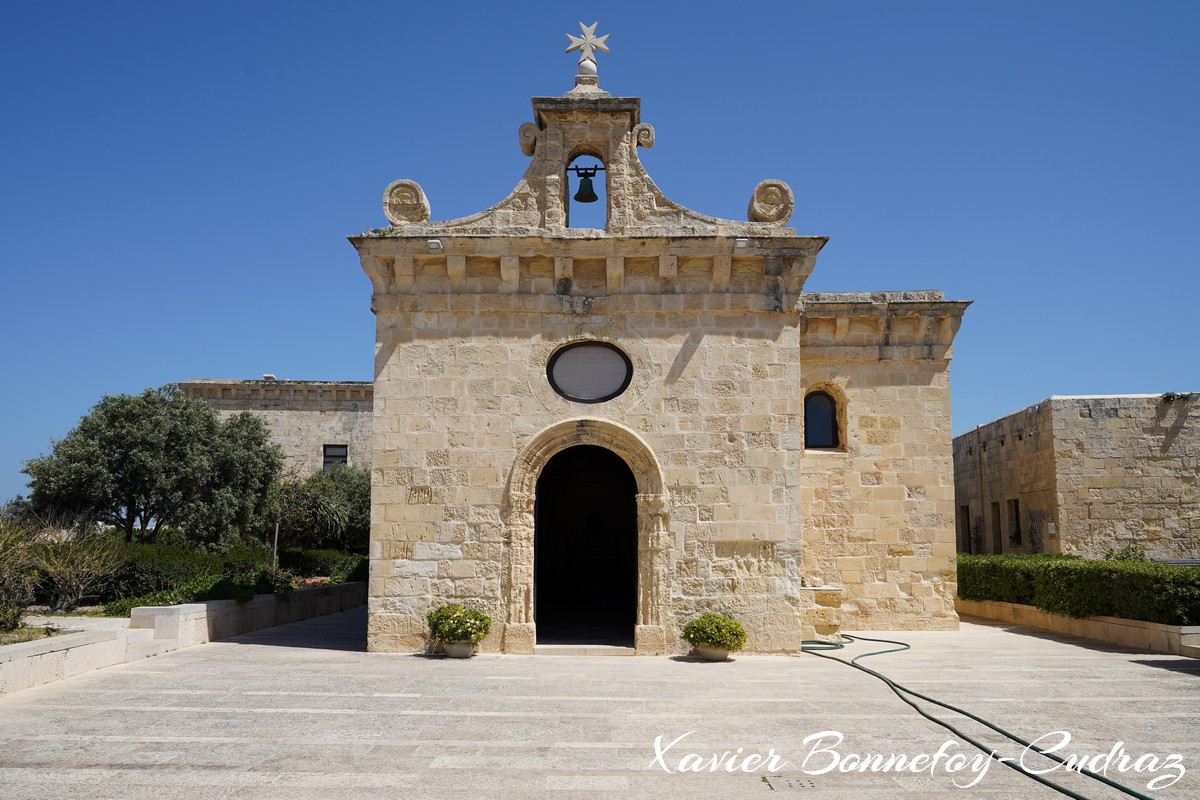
[499,418,672,654]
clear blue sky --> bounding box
[3,1,1197,503]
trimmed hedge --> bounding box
[102,568,295,617]
[108,545,224,600]
[958,554,1200,626]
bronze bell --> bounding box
[573,175,599,203]
[568,164,605,204]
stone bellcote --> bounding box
[351,63,827,308]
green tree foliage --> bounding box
[268,465,370,553]
[305,464,370,552]
[22,385,282,547]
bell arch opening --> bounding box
[534,445,637,645]
[566,155,607,230]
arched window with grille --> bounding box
[804,390,840,449]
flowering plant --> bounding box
[290,577,330,589]
[681,612,747,652]
[426,603,492,644]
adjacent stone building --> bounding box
[350,44,970,655]
[952,394,1198,560]
[180,379,372,476]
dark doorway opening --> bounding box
[535,445,637,645]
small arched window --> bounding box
[804,391,840,449]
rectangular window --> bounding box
[990,502,1003,554]
[323,444,348,471]
[1008,499,1022,546]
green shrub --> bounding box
[1104,544,1147,562]
[330,555,368,583]
[958,554,1200,625]
[108,544,224,600]
[279,548,360,579]
[0,521,39,631]
[101,568,297,617]
[192,577,257,603]
[102,573,222,617]
[681,612,747,652]
[957,553,1077,604]
[222,546,270,575]
[35,528,129,612]
[425,603,491,644]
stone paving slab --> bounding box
[0,610,1197,799]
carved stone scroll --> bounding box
[518,122,539,157]
[382,179,431,226]
[633,122,655,148]
[747,179,794,225]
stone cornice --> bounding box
[798,292,971,361]
[354,236,827,308]
[180,380,372,411]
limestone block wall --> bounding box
[181,380,373,476]
[1051,395,1198,560]
[798,294,964,631]
[356,90,969,653]
[951,400,1057,554]
[367,291,819,654]
[952,395,1198,560]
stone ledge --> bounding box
[1,583,367,695]
[0,630,126,695]
[956,597,1200,657]
[130,582,367,647]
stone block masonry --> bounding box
[353,75,969,654]
[181,379,372,476]
[953,394,1198,559]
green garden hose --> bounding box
[800,634,1161,800]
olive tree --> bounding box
[23,385,282,547]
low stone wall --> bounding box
[0,630,127,694]
[1,583,366,695]
[130,581,366,647]
[956,597,1200,657]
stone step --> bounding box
[125,638,180,662]
[1180,644,1200,660]
[533,644,636,656]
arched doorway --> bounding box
[534,445,637,645]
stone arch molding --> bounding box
[499,418,674,654]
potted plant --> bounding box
[425,603,492,658]
[681,612,747,661]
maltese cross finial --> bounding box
[565,21,611,66]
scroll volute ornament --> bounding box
[632,122,655,149]
[518,122,540,157]
[748,179,794,225]
[382,179,431,226]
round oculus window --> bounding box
[547,341,633,403]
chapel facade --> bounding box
[351,41,970,654]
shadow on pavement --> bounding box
[222,607,368,652]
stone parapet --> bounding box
[181,379,372,411]
[799,292,970,360]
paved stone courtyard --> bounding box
[0,610,1196,799]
